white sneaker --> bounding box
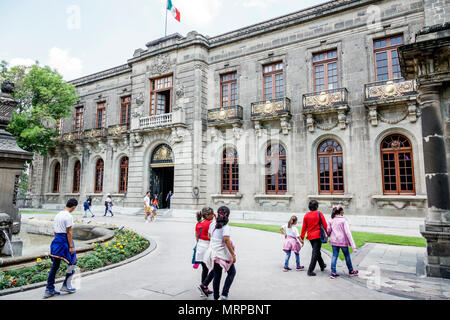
[219,296,228,300]
[145,220,149,224]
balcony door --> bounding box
[150,75,173,116]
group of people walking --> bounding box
[193,206,236,300]
[82,194,114,218]
[282,200,358,279]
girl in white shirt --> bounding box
[280,216,304,271]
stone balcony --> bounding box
[250,97,292,136]
[138,108,186,131]
[302,88,349,133]
[363,79,419,126]
[208,105,243,127]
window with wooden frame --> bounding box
[119,157,129,194]
[374,35,404,81]
[220,73,238,107]
[120,96,131,124]
[381,134,415,195]
[73,161,81,193]
[96,102,106,129]
[94,159,104,193]
[263,62,284,101]
[266,144,287,194]
[313,50,338,92]
[53,162,60,193]
[221,148,239,194]
[150,75,173,116]
[317,140,344,194]
[74,107,84,132]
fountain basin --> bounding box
[0,218,114,268]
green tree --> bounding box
[1,61,79,155]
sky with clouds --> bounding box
[0,0,328,81]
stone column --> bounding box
[419,83,450,278]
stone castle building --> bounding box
[29,0,448,223]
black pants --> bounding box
[308,238,325,274]
[213,263,236,300]
[201,262,214,286]
[167,199,171,209]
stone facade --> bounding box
[29,0,434,217]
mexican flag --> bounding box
[167,0,181,22]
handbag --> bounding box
[318,211,328,244]
[192,227,203,264]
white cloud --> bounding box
[47,47,83,80]
[242,0,269,8]
[176,0,224,26]
[9,58,35,67]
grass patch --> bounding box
[0,228,149,291]
[229,222,426,260]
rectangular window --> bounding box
[374,35,404,81]
[150,75,172,116]
[263,62,283,101]
[120,96,131,124]
[96,102,106,129]
[220,72,238,107]
[74,107,83,132]
[313,50,338,92]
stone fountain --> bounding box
[0,79,34,257]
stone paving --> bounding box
[348,243,450,299]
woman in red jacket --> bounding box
[300,200,328,276]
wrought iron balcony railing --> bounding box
[364,78,417,102]
[303,88,348,111]
[208,105,243,124]
[250,97,291,119]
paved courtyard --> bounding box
[1,212,449,300]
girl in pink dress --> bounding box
[280,216,304,271]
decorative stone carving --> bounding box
[254,121,262,137]
[232,124,242,140]
[132,132,144,148]
[306,114,314,133]
[170,126,186,144]
[151,54,171,75]
[209,127,219,142]
[280,116,291,135]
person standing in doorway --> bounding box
[44,199,79,298]
[104,194,114,217]
[166,191,173,209]
[151,195,159,221]
[144,191,152,223]
[300,200,328,276]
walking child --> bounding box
[151,196,159,221]
[44,199,79,298]
[327,205,358,279]
[203,206,237,300]
[280,216,304,271]
[195,207,215,297]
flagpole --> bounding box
[165,0,168,37]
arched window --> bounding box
[119,157,129,194]
[266,144,287,194]
[95,159,104,193]
[73,161,81,193]
[52,162,60,193]
[381,134,415,195]
[317,140,344,194]
[222,148,239,194]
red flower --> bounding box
[2,270,8,273]
[10,279,18,286]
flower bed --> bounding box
[0,228,149,291]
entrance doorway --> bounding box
[149,144,174,209]
[149,166,174,209]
